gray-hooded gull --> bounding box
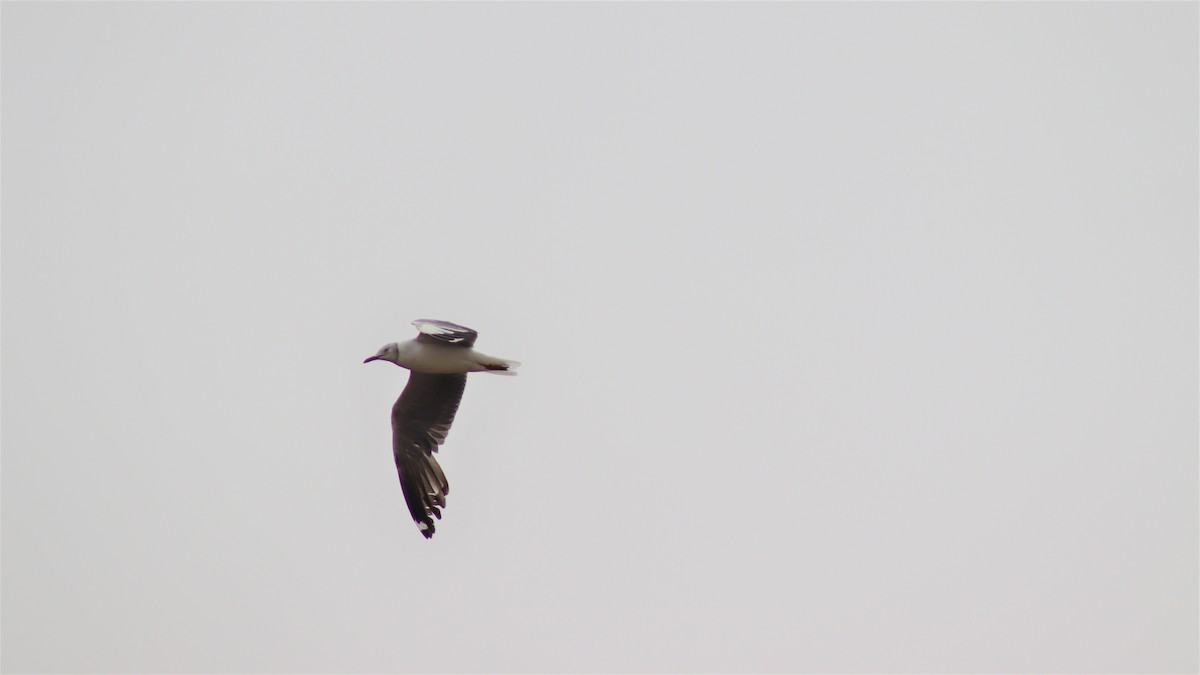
[364,319,519,538]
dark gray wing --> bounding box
[412,319,478,348]
[391,372,467,538]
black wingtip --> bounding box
[417,518,436,539]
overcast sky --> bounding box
[3,3,1196,673]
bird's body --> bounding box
[388,338,517,375]
[364,319,518,539]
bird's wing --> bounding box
[412,319,478,348]
[391,372,467,538]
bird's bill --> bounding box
[363,355,381,363]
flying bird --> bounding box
[364,319,519,538]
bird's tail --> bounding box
[481,358,520,375]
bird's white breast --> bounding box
[394,339,483,374]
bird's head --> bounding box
[364,342,400,365]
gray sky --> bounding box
[2,3,1196,673]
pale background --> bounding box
[2,3,1196,673]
